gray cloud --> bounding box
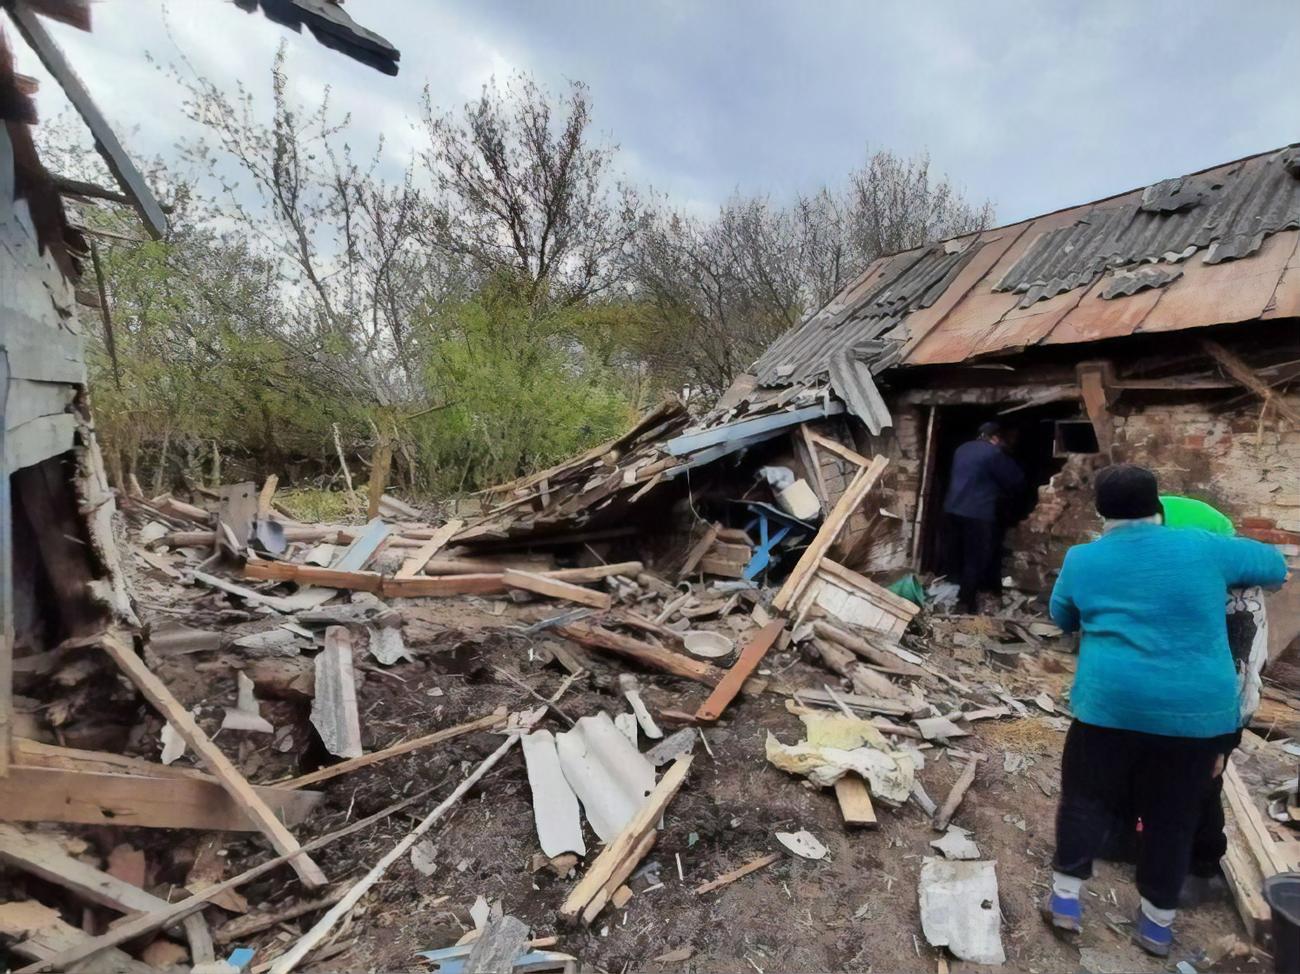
[20,0,1300,225]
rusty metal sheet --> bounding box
[1262,231,1300,321]
[1134,228,1296,335]
[1046,273,1165,347]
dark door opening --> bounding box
[918,401,1094,574]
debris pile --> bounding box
[2,428,1290,973]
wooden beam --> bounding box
[0,822,169,914]
[559,756,693,921]
[279,710,507,790]
[555,624,725,686]
[1076,363,1116,457]
[581,831,656,924]
[1224,758,1300,876]
[503,569,612,609]
[396,518,464,578]
[0,901,154,974]
[805,429,871,468]
[12,784,443,974]
[5,3,167,238]
[257,475,279,520]
[694,622,783,722]
[933,757,979,831]
[909,404,938,568]
[100,634,328,888]
[244,560,644,598]
[679,523,720,579]
[0,766,322,831]
[773,456,888,613]
[1203,339,1300,427]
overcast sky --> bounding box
[21,0,1300,225]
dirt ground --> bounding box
[107,585,1266,974]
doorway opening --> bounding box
[917,400,1094,574]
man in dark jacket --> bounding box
[942,421,1025,613]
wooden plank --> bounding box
[1077,364,1115,457]
[11,782,443,974]
[100,634,327,888]
[216,482,257,552]
[581,831,657,924]
[556,624,725,686]
[0,766,322,831]
[6,4,167,238]
[910,404,938,567]
[679,524,720,578]
[330,517,390,572]
[805,429,871,468]
[0,822,168,914]
[798,424,831,504]
[280,709,507,790]
[559,755,693,921]
[310,627,362,759]
[773,456,888,612]
[695,622,784,722]
[1224,758,1300,875]
[503,569,612,610]
[214,890,345,944]
[695,852,781,895]
[818,559,921,621]
[0,901,154,974]
[1222,817,1271,945]
[396,518,464,578]
[244,560,385,593]
[698,557,746,579]
[812,621,927,678]
[833,776,878,829]
[933,757,979,831]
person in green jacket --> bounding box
[1160,495,1271,902]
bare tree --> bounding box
[630,150,993,395]
[421,74,640,306]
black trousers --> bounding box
[942,513,1002,612]
[1054,720,1234,910]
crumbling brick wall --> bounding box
[1005,393,1300,655]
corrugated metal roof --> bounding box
[752,242,984,386]
[750,143,1300,376]
[994,149,1300,307]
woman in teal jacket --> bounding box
[1044,465,1287,955]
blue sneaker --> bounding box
[1134,911,1173,956]
[1042,892,1082,933]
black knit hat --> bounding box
[1094,464,1161,520]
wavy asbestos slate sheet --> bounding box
[555,712,656,843]
[521,730,586,858]
[918,858,1005,965]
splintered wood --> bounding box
[99,633,328,889]
[560,755,693,924]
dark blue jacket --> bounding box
[943,439,1025,522]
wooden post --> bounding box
[1076,361,1117,459]
[909,405,937,569]
[367,438,393,521]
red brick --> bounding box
[1239,517,1277,530]
[1241,527,1300,546]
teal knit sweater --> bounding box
[1049,523,1287,738]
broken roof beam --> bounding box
[5,2,167,238]
[1203,338,1300,427]
[234,0,401,76]
[664,401,844,457]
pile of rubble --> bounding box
[3,440,1296,973]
